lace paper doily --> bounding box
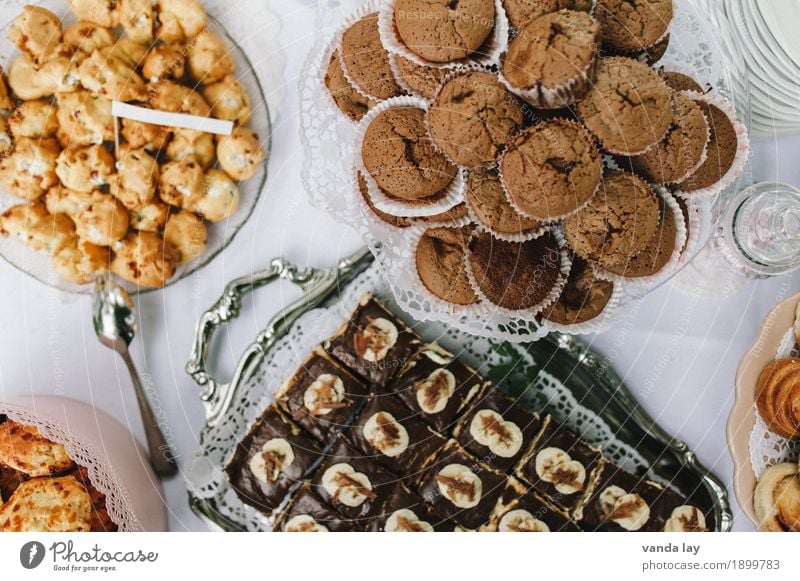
[748,329,800,478]
[299,0,739,342]
[0,402,141,532]
[185,263,654,531]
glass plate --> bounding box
[0,0,271,294]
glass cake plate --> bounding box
[298,0,752,343]
[183,249,732,532]
[0,0,272,294]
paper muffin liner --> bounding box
[497,21,600,110]
[540,275,625,336]
[398,215,493,319]
[336,0,397,103]
[351,167,411,235]
[352,95,466,218]
[675,194,711,268]
[378,0,510,70]
[592,187,688,288]
[659,61,707,91]
[387,51,424,99]
[496,119,604,222]
[674,91,751,200]
[463,225,572,319]
[425,64,518,169]
[464,202,550,243]
[316,27,373,124]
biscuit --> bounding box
[0,475,92,532]
[0,421,74,477]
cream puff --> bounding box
[0,69,14,112]
[121,115,172,153]
[129,199,170,232]
[27,212,77,254]
[192,169,240,222]
[187,31,235,84]
[67,0,120,28]
[9,100,59,139]
[55,144,115,193]
[8,54,55,100]
[142,43,187,82]
[63,21,114,54]
[9,6,62,63]
[203,76,251,125]
[45,185,91,216]
[0,117,13,156]
[166,129,215,168]
[0,138,61,199]
[111,146,159,210]
[217,127,265,181]
[107,38,149,68]
[156,0,207,43]
[77,48,148,102]
[158,160,204,208]
[56,91,114,147]
[72,191,129,246]
[111,231,178,288]
[119,0,155,44]
[0,201,49,242]
[164,210,206,263]
[148,80,211,116]
[52,237,110,284]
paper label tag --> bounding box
[111,101,234,136]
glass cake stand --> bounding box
[0,0,272,295]
[299,0,752,343]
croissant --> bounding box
[756,358,800,439]
[754,463,800,532]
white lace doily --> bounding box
[0,403,141,532]
[185,263,654,531]
[748,328,800,478]
[299,0,744,342]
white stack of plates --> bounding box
[724,0,800,136]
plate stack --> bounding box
[724,0,800,136]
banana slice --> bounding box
[284,514,328,532]
[754,462,800,532]
[663,506,707,532]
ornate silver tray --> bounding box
[183,249,732,532]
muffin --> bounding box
[155,0,207,42]
[468,230,563,310]
[357,172,412,229]
[542,255,615,325]
[500,119,602,219]
[662,71,703,93]
[602,192,678,278]
[393,0,496,63]
[217,128,266,181]
[502,10,601,108]
[577,57,672,155]
[621,91,709,185]
[187,32,235,84]
[465,168,543,235]
[340,13,403,101]
[563,170,660,268]
[393,56,448,100]
[55,145,115,193]
[361,107,457,201]
[110,231,178,288]
[415,224,478,305]
[427,71,525,167]
[676,99,739,194]
[595,0,673,53]
[502,0,594,31]
[324,51,376,122]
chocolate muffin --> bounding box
[662,70,703,93]
[563,170,660,268]
[340,13,403,100]
[542,255,615,325]
[595,0,673,53]
[324,50,376,121]
[361,106,457,201]
[677,99,738,194]
[394,0,496,63]
[393,55,448,100]
[427,71,524,167]
[622,91,709,185]
[502,0,594,31]
[502,9,601,108]
[468,230,563,310]
[603,192,678,278]
[357,171,412,229]
[500,119,602,219]
[415,202,469,224]
[416,224,478,306]
[578,57,672,155]
[465,168,543,235]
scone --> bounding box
[217,128,266,181]
[55,144,115,193]
[0,475,92,532]
[111,231,178,288]
[0,420,74,477]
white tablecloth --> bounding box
[0,0,798,532]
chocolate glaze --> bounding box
[226,404,324,516]
[368,483,453,532]
[276,348,370,444]
[273,482,358,532]
[491,478,581,532]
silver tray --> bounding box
[184,249,733,532]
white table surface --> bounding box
[1,1,799,532]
